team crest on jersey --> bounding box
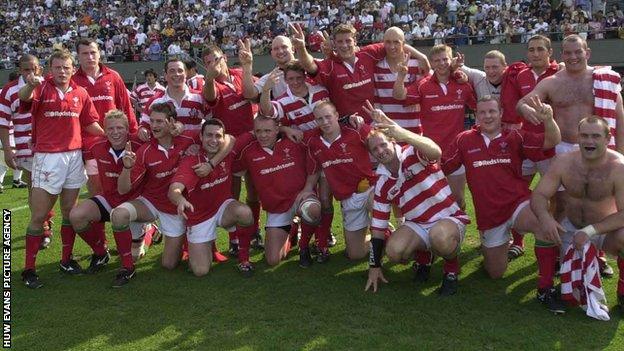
[104,81,112,93]
[499,141,508,153]
[220,162,227,171]
[283,147,291,159]
[189,108,199,118]
[456,89,463,99]
[340,143,348,154]
[72,96,79,107]
[404,169,415,181]
[359,65,367,75]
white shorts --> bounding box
[16,157,33,172]
[449,164,465,176]
[559,217,606,258]
[31,150,86,195]
[186,199,236,244]
[137,196,186,237]
[85,158,99,176]
[266,202,297,228]
[555,141,579,155]
[480,200,529,248]
[521,158,552,177]
[403,216,467,250]
[93,195,145,240]
[340,189,373,232]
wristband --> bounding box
[207,159,215,169]
[369,237,385,268]
[580,225,597,238]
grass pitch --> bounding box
[1,173,623,351]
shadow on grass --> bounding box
[10,232,623,351]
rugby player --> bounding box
[131,69,165,113]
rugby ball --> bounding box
[298,195,321,225]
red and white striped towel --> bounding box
[560,242,610,321]
[593,66,622,150]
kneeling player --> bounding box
[169,119,254,277]
[68,110,158,277]
[109,103,201,286]
[302,101,376,260]
[364,103,469,296]
[442,96,566,312]
[234,116,321,267]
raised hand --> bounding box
[204,55,222,81]
[263,69,281,92]
[238,38,253,68]
[320,30,333,57]
[526,95,553,122]
[362,100,392,125]
[289,22,306,49]
[122,141,136,169]
[25,72,43,87]
[396,53,409,77]
[137,126,151,142]
[451,52,465,71]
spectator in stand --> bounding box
[148,39,162,61]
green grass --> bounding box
[1,171,623,351]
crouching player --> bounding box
[68,110,158,276]
[364,102,469,296]
[168,119,254,277]
[442,96,567,313]
[234,116,321,268]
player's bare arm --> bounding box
[0,128,17,169]
[403,45,430,73]
[392,54,409,100]
[365,229,389,293]
[517,76,553,125]
[84,122,105,136]
[363,100,441,160]
[168,182,194,220]
[290,23,318,75]
[614,94,624,153]
[531,157,565,245]
[525,95,561,149]
[259,71,279,117]
[239,38,258,100]
[17,72,42,102]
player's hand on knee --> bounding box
[365,267,388,293]
[541,217,563,246]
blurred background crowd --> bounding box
[1,0,624,69]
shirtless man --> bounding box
[531,116,624,315]
[518,34,624,276]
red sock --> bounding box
[289,222,299,242]
[511,229,524,248]
[60,222,76,263]
[25,234,43,271]
[181,236,189,261]
[237,226,255,263]
[92,221,107,251]
[143,225,155,248]
[617,255,624,296]
[212,242,228,263]
[113,228,134,270]
[248,201,261,233]
[299,222,315,250]
[228,231,238,243]
[535,244,557,290]
[443,256,459,275]
[76,223,107,256]
[315,212,332,250]
[416,250,434,265]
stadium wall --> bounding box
[2,40,623,84]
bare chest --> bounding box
[562,167,614,200]
[549,77,594,108]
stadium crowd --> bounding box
[1,1,624,321]
[2,0,624,68]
